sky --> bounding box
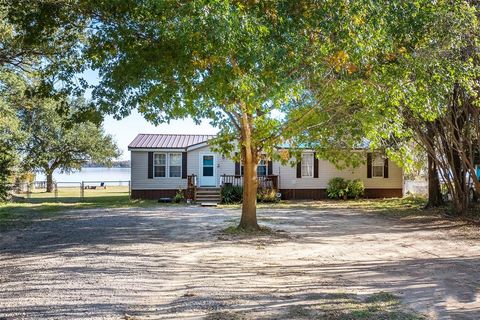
[104,113,217,160]
[81,70,218,160]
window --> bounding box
[372,155,384,178]
[240,158,268,176]
[169,153,182,177]
[154,153,166,177]
[257,159,267,176]
[301,153,314,177]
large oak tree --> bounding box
[82,1,324,229]
[20,95,120,192]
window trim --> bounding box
[257,159,267,177]
[153,152,183,179]
[168,153,182,178]
[301,152,314,178]
[153,152,167,178]
[372,155,385,178]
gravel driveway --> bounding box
[0,205,479,319]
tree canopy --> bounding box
[20,95,120,192]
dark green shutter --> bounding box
[182,152,187,179]
[235,152,241,176]
[367,153,372,178]
[313,152,319,178]
[148,152,153,179]
[384,158,389,178]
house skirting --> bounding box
[279,188,403,200]
[131,189,181,200]
[131,188,403,200]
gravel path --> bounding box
[0,205,479,319]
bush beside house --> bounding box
[326,177,365,199]
[221,185,279,204]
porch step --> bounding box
[200,202,218,207]
[195,187,221,204]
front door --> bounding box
[199,154,216,187]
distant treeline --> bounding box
[84,160,131,168]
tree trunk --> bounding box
[46,170,54,193]
[238,112,259,230]
[239,148,259,230]
[426,153,444,207]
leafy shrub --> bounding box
[221,185,243,204]
[221,185,280,204]
[173,189,185,203]
[257,189,279,203]
[347,179,365,199]
[327,177,365,199]
[326,177,349,199]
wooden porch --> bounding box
[220,174,278,191]
[186,174,279,201]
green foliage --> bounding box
[347,179,365,199]
[221,185,279,204]
[327,178,364,199]
[221,185,243,204]
[173,189,185,204]
[257,189,279,203]
[20,94,120,179]
[326,177,349,199]
[0,145,15,202]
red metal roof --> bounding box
[128,134,215,149]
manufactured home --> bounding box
[128,134,403,200]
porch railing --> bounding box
[187,174,197,201]
[220,174,278,191]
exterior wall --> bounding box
[131,151,187,190]
[131,147,403,199]
[130,145,235,191]
[272,158,403,190]
[185,146,236,186]
[279,188,403,200]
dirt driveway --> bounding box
[0,204,479,319]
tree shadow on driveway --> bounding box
[0,205,479,319]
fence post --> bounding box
[26,182,31,199]
[81,182,84,200]
[128,181,131,197]
[54,183,58,198]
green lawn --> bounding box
[221,196,433,217]
[1,186,160,230]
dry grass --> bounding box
[206,292,426,320]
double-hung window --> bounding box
[372,155,384,178]
[169,153,182,177]
[257,159,267,176]
[301,153,314,177]
[154,153,166,177]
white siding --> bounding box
[131,148,403,190]
[273,158,403,189]
[131,146,236,190]
[131,151,187,190]
[187,146,236,186]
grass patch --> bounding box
[205,292,425,320]
[319,292,425,320]
[286,305,313,318]
[222,225,274,235]
[205,311,249,320]
[0,192,174,231]
[221,196,439,218]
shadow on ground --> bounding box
[0,205,478,319]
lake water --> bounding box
[35,167,131,186]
